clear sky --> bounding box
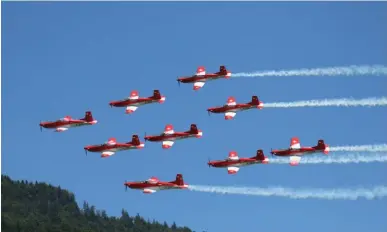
[2,2,387,232]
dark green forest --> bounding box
[1,175,193,232]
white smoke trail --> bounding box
[188,185,387,200]
[231,65,387,78]
[269,153,387,164]
[263,97,387,108]
[330,144,387,152]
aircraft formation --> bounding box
[40,65,332,194]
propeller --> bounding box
[207,158,211,168]
[144,132,147,143]
[125,181,128,191]
[40,121,42,132]
[177,78,180,87]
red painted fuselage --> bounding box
[178,73,228,83]
[124,174,188,194]
[271,147,326,156]
[40,111,97,132]
[208,157,268,168]
[125,181,188,191]
[109,97,164,107]
[208,103,261,114]
[144,132,201,142]
[177,66,231,90]
[84,142,144,153]
[40,119,91,129]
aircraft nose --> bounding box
[84,146,92,150]
[124,182,133,188]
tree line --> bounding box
[1,175,193,232]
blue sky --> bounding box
[2,2,387,232]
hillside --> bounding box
[1,175,192,232]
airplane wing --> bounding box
[226,97,236,106]
[129,90,139,100]
[196,66,206,76]
[290,137,301,149]
[224,97,237,120]
[228,151,239,160]
[225,111,236,120]
[101,151,115,158]
[162,140,174,149]
[61,116,72,122]
[143,188,156,194]
[55,127,69,132]
[193,81,205,90]
[106,138,117,145]
[126,106,138,114]
[289,156,301,166]
[163,124,174,135]
[227,166,239,174]
[147,177,159,184]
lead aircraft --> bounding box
[207,96,264,120]
[124,174,188,194]
[39,111,97,132]
[144,124,203,149]
[270,137,330,165]
[177,65,231,90]
[109,90,166,114]
[84,135,145,158]
[208,150,269,174]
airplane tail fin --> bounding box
[131,135,141,146]
[316,139,329,154]
[255,149,265,160]
[83,111,95,122]
[255,149,269,163]
[153,90,161,99]
[174,174,185,186]
[219,65,227,74]
[190,124,199,134]
[189,124,202,138]
[219,65,231,78]
[251,96,263,109]
[153,89,165,103]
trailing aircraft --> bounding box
[39,111,97,132]
[124,174,188,194]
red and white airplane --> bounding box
[39,111,97,132]
[208,150,269,174]
[270,137,330,166]
[109,90,166,114]
[207,96,264,120]
[144,124,203,149]
[124,174,188,194]
[84,135,145,158]
[177,65,231,90]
